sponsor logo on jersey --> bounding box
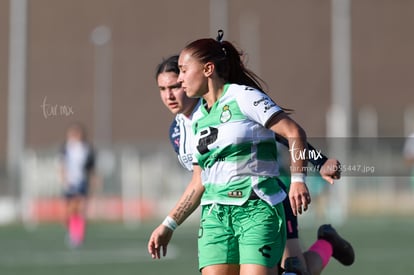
[253,96,277,113]
[228,190,243,198]
[171,125,180,138]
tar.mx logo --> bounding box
[289,140,323,163]
[40,96,74,119]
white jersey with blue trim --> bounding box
[169,100,201,172]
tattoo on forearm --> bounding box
[172,189,196,223]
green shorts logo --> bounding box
[258,245,271,258]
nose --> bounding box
[177,72,183,84]
[167,88,175,99]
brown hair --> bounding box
[183,35,293,113]
[183,38,266,91]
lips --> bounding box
[168,102,178,109]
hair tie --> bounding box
[216,29,226,56]
[216,29,224,43]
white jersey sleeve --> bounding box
[234,85,283,127]
[174,114,196,172]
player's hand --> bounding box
[148,224,173,259]
[319,158,341,184]
[289,181,311,216]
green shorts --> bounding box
[198,199,286,270]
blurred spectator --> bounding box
[403,132,414,191]
[59,122,97,248]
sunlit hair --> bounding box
[183,38,293,113]
[183,38,266,91]
[155,55,180,80]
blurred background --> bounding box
[0,0,414,274]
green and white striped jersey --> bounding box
[192,83,287,206]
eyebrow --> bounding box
[159,82,182,89]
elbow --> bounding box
[297,125,307,140]
[288,123,307,140]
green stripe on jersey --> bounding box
[256,139,278,160]
[192,83,285,206]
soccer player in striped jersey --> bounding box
[149,41,353,274]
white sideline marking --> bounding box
[0,244,179,266]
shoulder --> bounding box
[226,83,270,107]
[169,117,179,135]
[227,83,259,93]
[169,116,181,154]
[225,84,266,103]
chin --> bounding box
[172,108,182,115]
[186,93,198,98]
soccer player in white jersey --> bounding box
[149,35,353,274]
[59,122,96,248]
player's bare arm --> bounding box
[170,165,204,224]
[148,166,204,259]
[267,112,310,216]
[275,131,341,184]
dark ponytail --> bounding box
[220,40,267,92]
[183,31,293,113]
[183,36,266,91]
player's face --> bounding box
[67,127,83,142]
[157,71,196,116]
[177,50,208,98]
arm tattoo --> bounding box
[172,188,196,223]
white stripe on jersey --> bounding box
[175,101,201,172]
[192,83,286,206]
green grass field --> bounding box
[0,215,412,275]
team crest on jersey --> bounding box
[220,105,232,123]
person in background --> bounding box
[150,35,353,275]
[403,131,414,192]
[59,122,97,248]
